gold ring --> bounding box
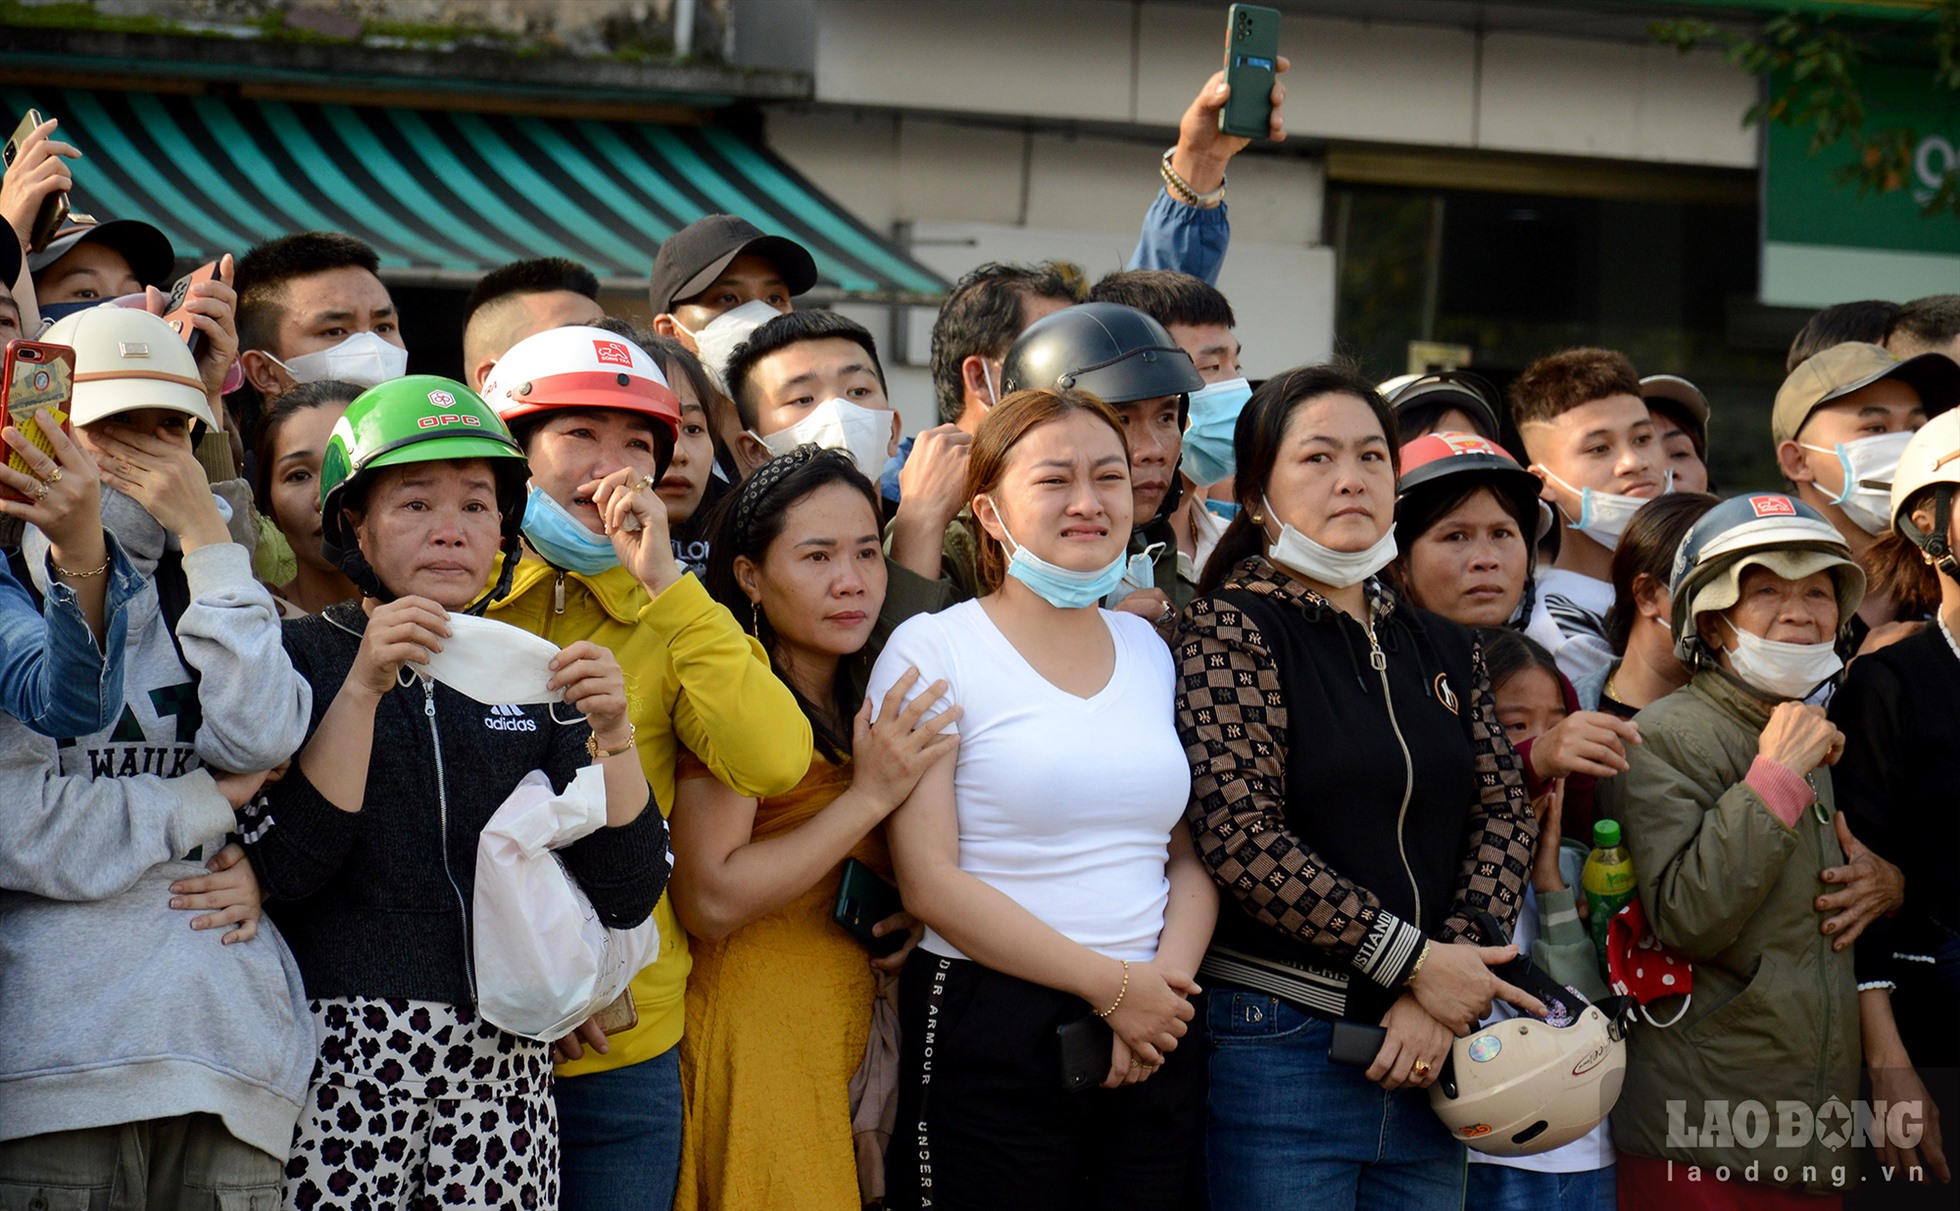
[1413,1059,1431,1076]
[634,474,656,493]
[44,466,62,484]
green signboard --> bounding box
[1762,61,1960,306]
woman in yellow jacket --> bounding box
[480,324,814,1211]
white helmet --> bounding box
[1885,410,1960,576]
[43,307,213,430]
[1429,1001,1630,1157]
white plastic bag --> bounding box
[473,766,665,1041]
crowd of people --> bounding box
[0,56,1956,1211]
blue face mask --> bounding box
[34,298,108,332]
[1204,498,1240,521]
[992,507,1128,609]
[1182,377,1251,487]
[522,485,620,576]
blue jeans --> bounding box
[554,1047,683,1211]
[1467,1162,1618,1211]
[1204,986,1466,1211]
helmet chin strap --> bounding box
[460,534,523,617]
[1907,484,1960,583]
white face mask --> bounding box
[1540,467,1673,550]
[752,397,893,475]
[270,331,408,389]
[1263,495,1398,589]
[1799,430,1912,537]
[680,298,780,383]
[1723,619,1842,700]
[422,614,566,705]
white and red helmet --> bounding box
[481,325,682,445]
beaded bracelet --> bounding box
[1095,959,1132,1018]
[1160,147,1227,208]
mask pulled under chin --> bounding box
[989,505,1128,610]
[1263,496,1398,589]
[1723,620,1842,700]
[752,397,893,476]
[271,331,410,389]
[521,485,620,576]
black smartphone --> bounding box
[832,857,905,957]
[1220,5,1281,140]
[1327,1019,1389,1068]
[1056,1014,1114,1093]
[3,110,70,253]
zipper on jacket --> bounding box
[424,678,477,998]
[1365,615,1422,927]
[553,572,567,616]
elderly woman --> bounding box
[1599,493,1864,1210]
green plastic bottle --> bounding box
[1582,819,1637,968]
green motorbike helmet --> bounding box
[319,375,530,610]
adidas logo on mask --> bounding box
[483,703,539,732]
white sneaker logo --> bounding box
[483,703,539,732]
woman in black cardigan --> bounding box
[1175,365,1540,1211]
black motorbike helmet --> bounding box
[1000,302,1204,405]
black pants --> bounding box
[885,953,1205,1211]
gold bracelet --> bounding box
[52,554,111,579]
[586,723,637,760]
[1405,939,1431,986]
[1094,959,1131,1018]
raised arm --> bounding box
[1128,58,1288,283]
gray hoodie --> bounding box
[0,507,316,1161]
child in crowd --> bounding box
[1473,628,1621,1211]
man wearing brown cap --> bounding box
[1774,341,1960,640]
[646,214,819,383]
[1640,374,1711,494]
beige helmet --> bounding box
[1885,410,1960,577]
[43,307,213,430]
[1428,1002,1630,1157]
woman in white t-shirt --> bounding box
[872,387,1217,1211]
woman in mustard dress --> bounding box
[670,447,960,1210]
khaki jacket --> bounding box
[1598,672,1859,1193]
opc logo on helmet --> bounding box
[416,413,483,430]
[1748,495,1796,518]
[428,389,457,410]
[593,340,633,368]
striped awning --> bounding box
[3,85,948,302]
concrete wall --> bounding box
[776,0,1756,169]
[746,0,1756,431]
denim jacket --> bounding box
[0,534,138,737]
